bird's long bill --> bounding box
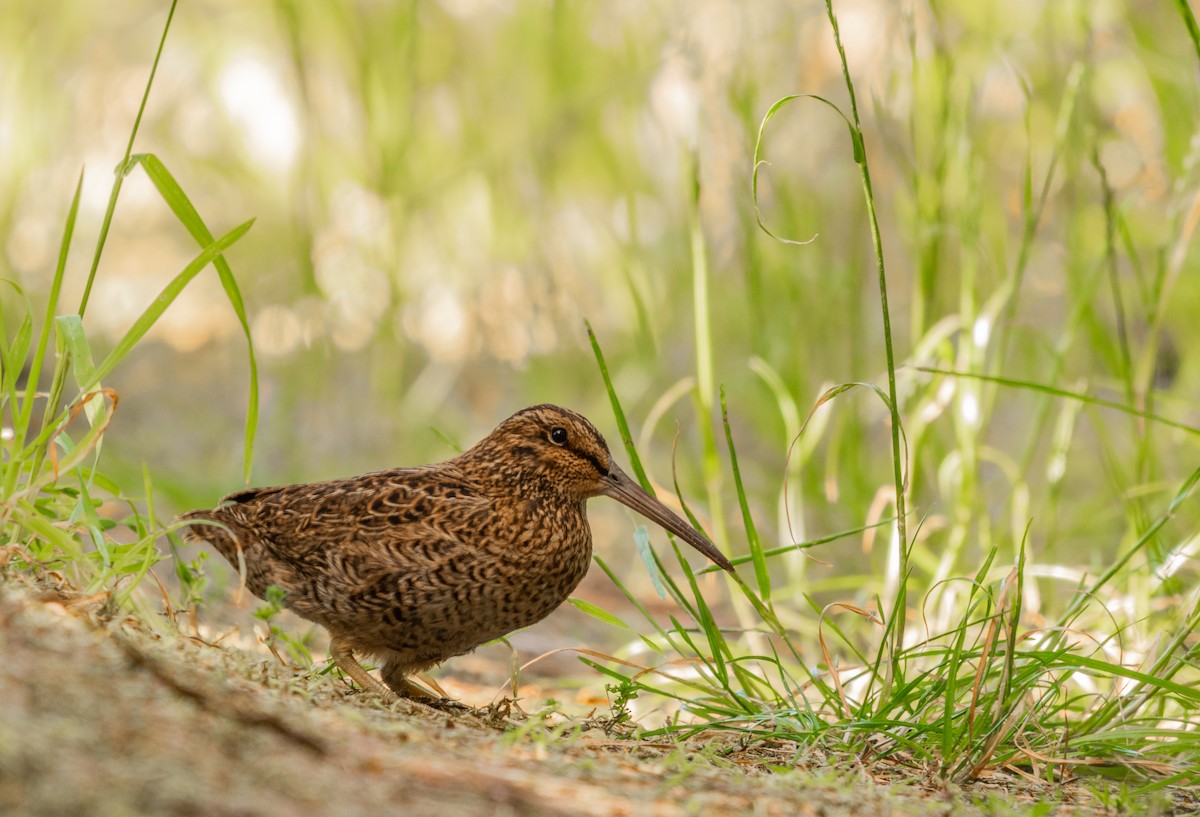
[601,463,735,573]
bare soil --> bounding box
[0,574,1162,817]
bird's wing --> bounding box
[211,465,491,565]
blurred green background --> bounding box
[4,0,1199,694]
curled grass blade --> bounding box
[751,93,860,245]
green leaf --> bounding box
[720,387,768,601]
[54,316,96,393]
[0,280,32,398]
[127,153,260,483]
[634,525,667,599]
[84,218,254,392]
[586,320,651,489]
[568,597,631,630]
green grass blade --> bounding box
[55,316,96,394]
[821,0,910,687]
[568,597,631,631]
[1177,0,1200,67]
[918,367,1200,437]
[83,219,255,392]
[127,153,260,481]
[1057,466,1200,629]
[697,517,895,575]
[586,320,651,488]
[0,282,32,401]
[78,0,179,316]
[3,171,83,496]
[720,386,768,601]
[593,555,670,641]
[633,525,667,599]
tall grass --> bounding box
[0,0,257,615]
[573,0,1200,802]
[3,0,1198,807]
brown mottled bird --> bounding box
[180,404,733,699]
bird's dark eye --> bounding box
[549,427,568,445]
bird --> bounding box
[179,403,734,700]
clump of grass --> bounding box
[0,0,256,618]
[574,0,1200,806]
[253,584,317,667]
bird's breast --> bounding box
[478,498,593,624]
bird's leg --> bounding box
[380,657,440,700]
[330,639,393,698]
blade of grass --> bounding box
[1056,466,1200,631]
[697,517,893,575]
[82,220,255,392]
[586,320,650,488]
[568,597,632,631]
[2,171,82,499]
[918,368,1200,438]
[720,386,769,602]
[77,0,179,316]
[128,153,260,483]
[821,0,910,687]
[0,283,32,402]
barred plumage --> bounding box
[180,404,733,699]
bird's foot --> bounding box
[388,680,470,713]
[417,696,472,714]
[330,641,396,699]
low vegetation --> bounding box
[2,1,1199,813]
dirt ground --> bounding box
[0,574,1178,817]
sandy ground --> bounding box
[0,575,1162,817]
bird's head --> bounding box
[466,404,734,573]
